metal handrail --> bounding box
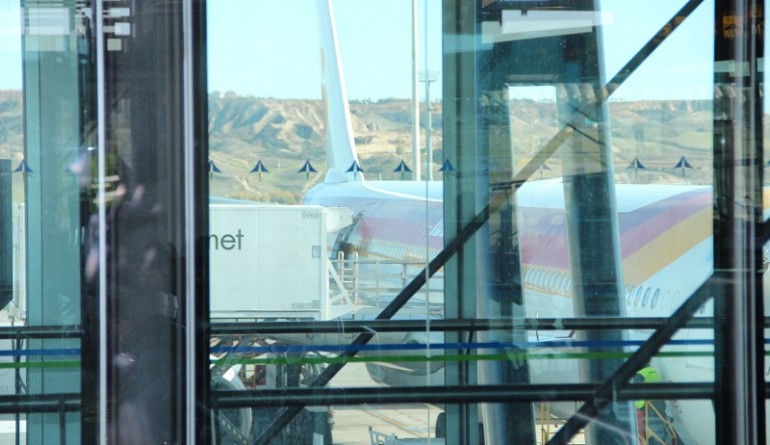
[639,400,679,445]
[332,252,442,308]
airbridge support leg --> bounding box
[556,27,636,445]
[461,0,636,442]
[477,57,536,445]
[0,160,11,311]
[443,1,482,444]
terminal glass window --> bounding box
[204,1,766,445]
[1,0,768,443]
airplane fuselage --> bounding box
[304,178,757,444]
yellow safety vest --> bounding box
[635,366,660,409]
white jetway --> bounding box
[209,204,354,321]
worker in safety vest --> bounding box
[633,363,675,444]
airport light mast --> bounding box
[411,0,421,181]
[420,71,437,181]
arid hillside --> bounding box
[2,90,764,204]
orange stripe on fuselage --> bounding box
[621,206,712,285]
[764,187,770,214]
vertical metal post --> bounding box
[0,159,11,310]
[421,71,437,181]
[412,0,421,181]
[712,0,765,443]
[59,399,66,445]
[476,53,535,445]
[98,0,193,441]
[558,62,633,445]
[426,83,433,180]
[22,0,84,441]
[425,0,432,181]
[14,335,21,445]
[443,0,481,443]
[552,7,634,445]
[94,1,108,443]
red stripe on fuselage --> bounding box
[520,188,711,268]
[315,186,712,273]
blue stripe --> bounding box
[210,339,717,355]
[0,349,81,357]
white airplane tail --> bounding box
[318,0,363,183]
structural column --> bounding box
[712,0,766,443]
[442,0,480,443]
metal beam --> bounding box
[0,325,81,340]
[213,383,714,408]
[0,394,80,413]
[211,317,716,335]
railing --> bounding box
[638,400,679,445]
[539,401,552,443]
[333,252,443,313]
[0,325,83,445]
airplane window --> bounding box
[534,270,543,287]
[624,285,632,304]
[634,287,644,306]
[563,277,571,293]
[671,291,682,310]
[651,289,661,309]
[542,271,550,288]
[662,290,671,309]
[627,286,636,305]
[642,288,652,308]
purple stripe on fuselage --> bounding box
[312,185,712,271]
[519,188,711,268]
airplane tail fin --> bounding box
[318,0,363,183]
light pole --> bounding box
[411,0,420,181]
[420,71,437,181]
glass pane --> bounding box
[207,0,444,442]
[0,0,93,442]
[204,0,764,444]
[471,0,717,442]
[3,0,196,442]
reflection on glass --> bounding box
[201,0,769,444]
[4,0,197,441]
[0,0,95,442]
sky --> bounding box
[0,0,729,101]
[0,0,23,90]
[207,0,443,100]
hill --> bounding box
[2,90,759,204]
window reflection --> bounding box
[2,0,760,442]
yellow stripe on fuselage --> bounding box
[764,187,770,214]
[622,206,712,286]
